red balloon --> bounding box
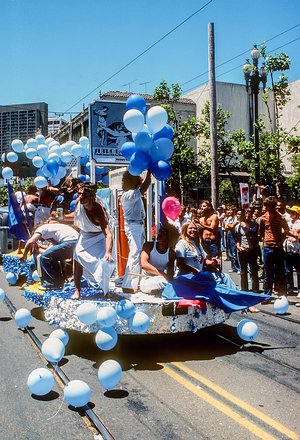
[162,196,181,221]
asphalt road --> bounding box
[0,261,299,440]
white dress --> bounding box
[140,242,170,294]
[73,204,106,284]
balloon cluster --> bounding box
[121,94,174,181]
[1,135,109,187]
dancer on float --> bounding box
[69,184,113,299]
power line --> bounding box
[182,36,300,93]
[181,23,300,88]
[63,0,213,114]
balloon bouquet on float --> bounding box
[121,94,174,181]
[2,135,93,187]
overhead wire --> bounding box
[181,23,300,87]
[62,0,213,114]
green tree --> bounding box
[238,46,300,198]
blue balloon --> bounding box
[126,94,147,114]
[150,160,172,181]
[80,156,89,166]
[15,308,32,328]
[116,299,135,319]
[27,368,55,396]
[95,327,118,351]
[150,138,174,162]
[128,164,144,176]
[130,312,150,334]
[153,124,174,141]
[102,174,109,185]
[130,150,152,171]
[135,131,153,152]
[46,159,59,176]
[70,200,77,213]
[120,141,137,160]
[72,193,79,200]
[58,159,67,167]
[6,272,18,285]
[64,380,91,408]
[98,360,122,390]
[78,174,86,182]
[85,175,90,182]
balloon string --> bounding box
[46,363,64,421]
[46,397,65,421]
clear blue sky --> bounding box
[1,0,299,118]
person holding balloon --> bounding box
[121,169,151,293]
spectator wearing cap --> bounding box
[284,205,300,295]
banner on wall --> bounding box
[239,183,250,209]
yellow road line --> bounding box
[172,362,298,440]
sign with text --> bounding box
[239,183,250,209]
[89,100,132,165]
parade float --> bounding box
[2,94,267,336]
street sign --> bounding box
[89,100,132,166]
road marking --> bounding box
[172,362,298,440]
[161,364,297,440]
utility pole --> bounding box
[208,22,219,209]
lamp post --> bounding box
[243,45,268,191]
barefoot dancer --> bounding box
[72,185,113,299]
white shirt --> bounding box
[121,188,145,223]
[35,223,78,243]
[175,239,206,275]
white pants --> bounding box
[122,223,145,290]
[140,275,168,295]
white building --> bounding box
[48,116,67,135]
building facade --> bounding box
[48,116,67,135]
[0,102,48,154]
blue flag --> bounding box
[7,182,30,241]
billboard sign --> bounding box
[89,100,132,166]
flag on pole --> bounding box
[7,182,31,241]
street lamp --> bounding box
[243,44,268,190]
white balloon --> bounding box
[27,368,54,396]
[50,176,61,186]
[27,138,38,149]
[32,156,44,168]
[34,176,48,188]
[274,296,289,314]
[71,144,83,158]
[64,380,91,408]
[146,106,168,134]
[2,167,13,180]
[50,329,69,346]
[65,140,76,152]
[123,109,144,133]
[11,139,24,153]
[25,148,37,159]
[35,134,45,144]
[49,141,60,149]
[97,307,117,328]
[48,152,60,162]
[42,337,65,363]
[32,270,41,282]
[45,137,55,146]
[37,144,49,160]
[6,151,18,163]
[79,136,89,148]
[56,166,66,179]
[61,151,72,163]
[1,153,5,162]
[15,308,32,328]
[76,303,98,325]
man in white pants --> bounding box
[121,169,151,293]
